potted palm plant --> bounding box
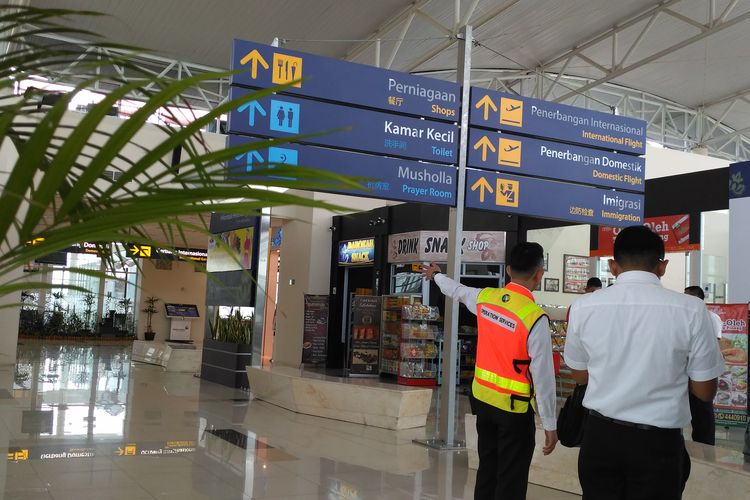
[142,296,159,341]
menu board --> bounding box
[349,295,381,375]
[302,295,329,364]
[563,254,591,294]
[708,303,749,427]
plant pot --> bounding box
[201,338,252,388]
[144,331,156,341]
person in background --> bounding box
[421,242,557,500]
[584,277,603,293]
[565,226,722,499]
[683,285,723,446]
[566,277,602,321]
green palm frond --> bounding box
[0,5,366,298]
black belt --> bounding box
[588,410,680,433]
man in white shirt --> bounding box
[565,226,722,499]
[421,242,557,500]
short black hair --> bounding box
[586,277,602,288]
[613,225,665,270]
[684,286,705,300]
[509,242,544,278]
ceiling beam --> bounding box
[343,0,434,62]
[554,6,750,101]
[404,0,521,72]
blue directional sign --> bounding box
[465,169,644,226]
[468,129,645,192]
[226,135,457,206]
[228,87,458,164]
[470,88,647,155]
[231,39,459,121]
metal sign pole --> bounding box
[415,25,472,450]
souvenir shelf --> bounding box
[398,304,440,386]
[379,295,419,376]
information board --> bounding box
[464,169,644,226]
[470,88,646,155]
[467,129,645,192]
[164,304,200,318]
[302,295,329,365]
[231,39,459,121]
[228,87,458,164]
[226,136,457,206]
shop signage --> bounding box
[302,294,328,364]
[465,169,644,226]
[707,303,748,426]
[226,136,457,206]
[231,39,459,121]
[387,230,506,263]
[227,87,458,164]
[338,239,375,266]
[592,214,697,256]
[467,129,645,192]
[469,88,646,155]
[349,295,381,375]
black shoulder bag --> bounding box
[557,384,587,447]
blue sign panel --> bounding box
[468,129,645,192]
[729,161,750,199]
[228,87,458,164]
[231,39,459,121]
[465,169,644,226]
[226,135,457,206]
[338,239,375,266]
[469,88,647,155]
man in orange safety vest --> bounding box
[422,242,557,500]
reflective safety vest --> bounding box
[472,283,546,414]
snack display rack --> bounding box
[398,304,440,386]
[379,295,420,376]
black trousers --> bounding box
[474,399,535,500]
[579,413,688,500]
[688,392,715,445]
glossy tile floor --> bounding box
[0,342,580,499]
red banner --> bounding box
[592,214,699,256]
[707,303,748,427]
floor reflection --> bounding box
[0,342,581,498]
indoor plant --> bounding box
[0,5,356,304]
[141,296,159,341]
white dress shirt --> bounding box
[434,273,557,431]
[709,311,723,339]
[565,271,724,428]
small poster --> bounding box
[563,254,591,294]
[349,295,381,375]
[302,295,329,364]
[708,303,748,427]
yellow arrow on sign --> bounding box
[473,135,496,162]
[474,95,498,121]
[129,245,140,256]
[471,176,494,203]
[116,447,124,457]
[240,49,269,79]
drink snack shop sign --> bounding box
[708,304,749,426]
[388,231,506,263]
[592,214,698,256]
